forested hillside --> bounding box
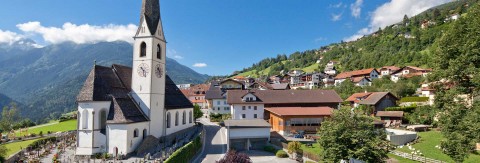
[234,0,479,78]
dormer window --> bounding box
[140,42,147,57]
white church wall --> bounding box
[166,108,195,135]
[107,122,149,155]
[77,101,110,155]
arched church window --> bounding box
[182,111,186,124]
[99,110,107,129]
[143,129,147,140]
[82,110,88,129]
[189,111,193,123]
[140,42,146,57]
[166,112,171,128]
[157,44,161,59]
[134,128,139,138]
[175,111,179,126]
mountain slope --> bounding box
[234,0,478,77]
[0,41,208,122]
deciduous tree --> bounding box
[318,107,391,162]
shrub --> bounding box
[385,106,416,113]
[276,150,288,158]
[263,145,276,153]
[39,131,44,137]
[164,136,202,163]
[287,141,302,154]
[218,150,252,163]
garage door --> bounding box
[230,139,247,151]
[250,138,268,150]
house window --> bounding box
[224,107,229,110]
[175,112,179,126]
[189,111,193,123]
[242,106,246,110]
[254,106,257,110]
[248,106,251,109]
[218,107,220,110]
[217,101,220,105]
[182,111,186,124]
[156,44,161,59]
[254,114,257,118]
[134,128,139,138]
[166,112,171,128]
[140,42,146,57]
[224,101,227,105]
[242,114,246,119]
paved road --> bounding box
[193,118,227,163]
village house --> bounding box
[346,92,399,113]
[181,84,210,109]
[205,82,230,115]
[376,111,404,128]
[224,119,271,151]
[390,66,432,82]
[334,68,379,86]
[378,66,401,77]
[324,60,338,75]
[220,78,245,90]
[227,90,342,136]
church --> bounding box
[75,0,194,156]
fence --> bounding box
[390,150,445,163]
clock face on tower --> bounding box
[155,64,163,78]
[137,63,150,77]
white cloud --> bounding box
[0,29,23,44]
[193,63,207,68]
[314,37,327,42]
[345,0,450,41]
[167,49,184,60]
[331,13,343,21]
[331,2,344,8]
[16,21,138,44]
[350,0,363,18]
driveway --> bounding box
[193,118,227,163]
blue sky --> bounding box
[0,0,451,75]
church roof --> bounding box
[139,0,161,35]
[77,64,193,123]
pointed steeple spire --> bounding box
[140,0,160,35]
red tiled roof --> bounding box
[345,92,372,102]
[379,66,401,72]
[335,68,376,79]
[351,76,370,83]
[265,107,333,116]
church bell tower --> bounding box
[131,0,166,138]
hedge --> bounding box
[385,106,416,113]
[263,145,276,153]
[400,97,429,103]
[276,150,288,158]
[164,136,202,163]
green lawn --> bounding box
[2,138,42,157]
[302,63,320,73]
[396,131,480,162]
[13,120,77,137]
